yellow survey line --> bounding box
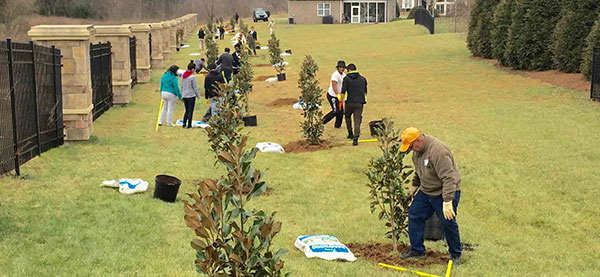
[347,138,379,143]
[155,99,163,131]
[378,263,442,277]
[445,260,453,277]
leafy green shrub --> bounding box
[581,16,600,80]
[205,83,243,156]
[503,0,562,70]
[298,56,324,145]
[366,118,413,252]
[551,0,600,73]
[184,137,287,276]
[268,33,285,74]
[205,29,219,64]
[491,0,515,63]
[467,0,500,59]
[233,45,254,116]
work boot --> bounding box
[347,133,354,140]
[451,255,461,265]
[401,251,425,259]
[353,138,358,146]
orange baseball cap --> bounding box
[400,127,421,152]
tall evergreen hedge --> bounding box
[467,0,500,58]
[503,0,562,70]
[491,0,515,64]
[551,0,600,73]
[581,16,600,80]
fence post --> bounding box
[51,45,63,145]
[30,41,42,157]
[7,39,20,176]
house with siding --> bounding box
[288,0,397,24]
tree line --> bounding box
[467,0,600,80]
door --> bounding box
[351,6,360,23]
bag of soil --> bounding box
[294,235,356,261]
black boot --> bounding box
[352,137,358,146]
[401,251,425,259]
[347,132,354,140]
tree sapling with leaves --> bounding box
[298,55,324,145]
[268,33,285,76]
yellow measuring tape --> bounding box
[347,138,379,143]
[155,99,163,131]
[378,260,453,277]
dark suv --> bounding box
[253,8,269,22]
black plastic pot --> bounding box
[285,49,292,54]
[153,175,181,203]
[424,216,445,241]
[369,120,384,137]
[242,115,257,127]
[288,18,294,24]
[277,73,286,81]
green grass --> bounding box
[1,16,600,276]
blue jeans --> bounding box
[222,70,232,82]
[408,190,462,257]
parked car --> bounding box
[253,8,269,22]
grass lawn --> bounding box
[1,16,600,276]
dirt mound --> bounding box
[283,140,341,153]
[346,242,448,269]
[472,57,590,91]
[267,98,298,107]
[255,64,273,67]
[255,75,277,82]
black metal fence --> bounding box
[0,39,64,175]
[149,33,152,60]
[415,8,435,35]
[129,36,137,88]
[591,47,600,102]
[90,42,113,121]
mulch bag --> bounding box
[294,235,357,262]
[101,178,149,195]
[256,142,285,153]
[175,120,210,128]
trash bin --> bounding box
[288,17,294,24]
[369,120,384,137]
[153,175,181,203]
[322,15,334,24]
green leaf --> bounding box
[247,182,267,200]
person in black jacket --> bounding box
[232,47,242,75]
[202,63,226,122]
[341,63,368,146]
[219,25,225,40]
[198,27,205,50]
[217,48,234,82]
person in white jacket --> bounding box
[180,60,201,128]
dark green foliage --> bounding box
[298,56,324,145]
[233,44,254,116]
[268,33,285,74]
[467,0,500,58]
[205,29,219,64]
[366,118,413,253]
[581,16,600,80]
[491,0,515,63]
[205,83,243,156]
[551,0,600,73]
[503,0,562,70]
[407,8,415,19]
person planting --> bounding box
[202,63,226,122]
[399,127,462,265]
[159,65,181,127]
[341,63,367,146]
[322,60,347,129]
[181,61,201,129]
[194,58,207,73]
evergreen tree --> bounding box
[581,16,600,80]
[268,33,285,74]
[467,0,500,58]
[205,29,219,64]
[233,45,254,116]
[298,56,324,145]
[503,0,562,70]
[551,0,600,73]
[491,0,515,64]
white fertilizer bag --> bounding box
[265,77,279,82]
[280,53,291,57]
[179,45,190,49]
[101,179,149,195]
[294,235,356,262]
[176,120,210,128]
[273,62,289,67]
[189,53,202,56]
[256,142,285,153]
[260,46,269,50]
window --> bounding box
[402,0,414,9]
[436,3,445,15]
[317,3,331,16]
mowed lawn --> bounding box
[1,16,600,276]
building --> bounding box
[399,0,459,17]
[288,0,397,24]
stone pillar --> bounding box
[161,21,172,62]
[130,24,151,83]
[28,25,95,141]
[149,23,164,69]
[93,25,132,104]
[191,13,198,33]
[168,20,178,52]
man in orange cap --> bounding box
[399,127,462,265]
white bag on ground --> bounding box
[256,142,285,153]
[101,178,149,195]
[266,77,279,82]
[176,120,210,128]
[294,235,357,262]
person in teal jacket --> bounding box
[159,65,182,126]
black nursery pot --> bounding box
[242,115,257,127]
[153,175,181,203]
[277,73,286,81]
[369,120,385,137]
[285,49,292,54]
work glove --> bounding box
[206,99,210,105]
[442,201,456,221]
[408,186,418,197]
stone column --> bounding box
[161,21,172,62]
[28,25,95,141]
[191,13,198,33]
[149,23,164,69]
[93,25,132,104]
[130,24,151,83]
[168,20,178,52]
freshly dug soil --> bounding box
[255,63,273,67]
[472,57,590,91]
[346,242,448,268]
[255,75,277,82]
[283,140,341,153]
[267,97,298,107]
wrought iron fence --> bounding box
[90,42,113,121]
[415,8,435,35]
[129,36,137,88]
[591,47,600,102]
[0,39,64,176]
[149,33,152,60]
